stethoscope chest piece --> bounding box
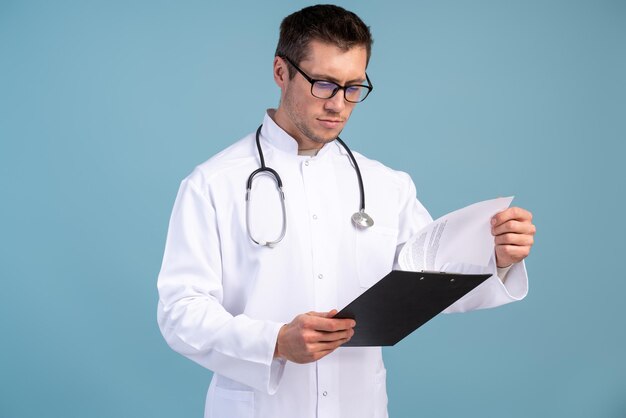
[351,210,374,229]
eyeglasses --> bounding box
[281,55,373,103]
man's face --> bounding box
[275,40,368,149]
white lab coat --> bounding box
[157,112,528,418]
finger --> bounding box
[292,332,354,363]
[310,335,353,352]
[306,310,340,319]
[494,233,534,246]
[492,219,536,236]
[496,244,531,264]
[311,309,346,319]
[491,207,533,227]
[304,312,355,331]
[315,327,355,342]
[309,334,356,361]
[309,316,356,332]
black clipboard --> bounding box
[334,270,491,346]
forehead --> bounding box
[300,40,367,82]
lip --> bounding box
[317,118,344,129]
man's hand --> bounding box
[274,310,355,364]
[491,206,536,268]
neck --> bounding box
[298,148,319,157]
[271,107,325,151]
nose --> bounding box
[324,89,346,113]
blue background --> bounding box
[1,1,625,417]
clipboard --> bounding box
[333,270,491,346]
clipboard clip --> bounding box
[419,270,456,282]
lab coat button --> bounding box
[323,391,328,397]
[312,214,318,220]
[318,274,323,280]
[304,161,310,166]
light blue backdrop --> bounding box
[1,1,624,417]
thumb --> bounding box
[307,309,338,318]
[324,309,338,318]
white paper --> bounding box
[398,197,514,272]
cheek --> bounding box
[285,87,304,112]
[293,95,319,120]
[285,85,330,122]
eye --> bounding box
[314,81,339,91]
[346,86,363,94]
[345,85,364,100]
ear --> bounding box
[273,56,288,89]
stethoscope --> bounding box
[246,125,374,247]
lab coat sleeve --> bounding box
[393,174,529,313]
[441,255,528,313]
[394,173,434,249]
[157,177,286,394]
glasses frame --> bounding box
[280,55,373,103]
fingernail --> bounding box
[491,217,496,225]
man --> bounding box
[157,5,535,418]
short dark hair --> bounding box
[275,4,373,78]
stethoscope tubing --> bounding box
[246,124,372,247]
[335,137,365,213]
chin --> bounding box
[318,133,341,143]
[319,127,344,141]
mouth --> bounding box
[317,118,344,129]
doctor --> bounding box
[157,4,535,418]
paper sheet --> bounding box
[398,197,513,272]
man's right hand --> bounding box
[274,310,356,364]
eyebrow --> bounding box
[309,72,367,85]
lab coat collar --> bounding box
[261,110,337,158]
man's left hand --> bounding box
[491,207,536,268]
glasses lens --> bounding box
[311,81,339,99]
[311,81,371,103]
[345,86,369,103]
